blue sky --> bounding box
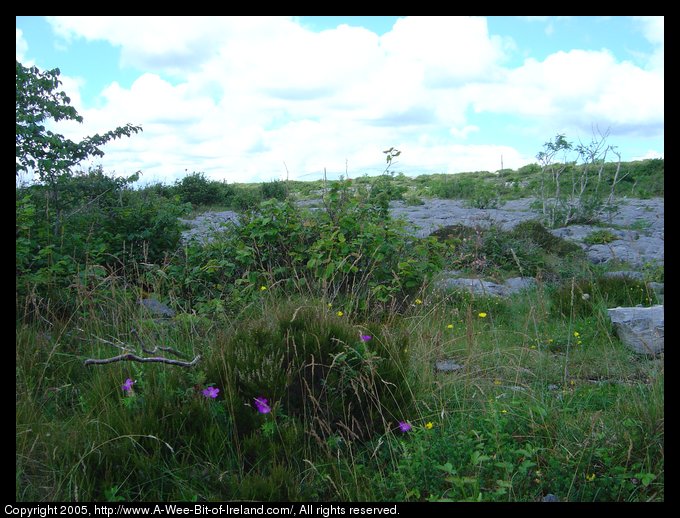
[16,16,664,185]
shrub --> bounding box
[206,303,413,445]
[174,172,225,206]
[511,220,583,257]
[260,180,288,201]
[583,229,618,245]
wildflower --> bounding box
[327,302,332,308]
[425,422,434,430]
[573,331,580,338]
[122,378,136,392]
[577,340,582,345]
[202,386,220,399]
[415,298,423,305]
[398,421,412,433]
[447,324,454,329]
[478,312,487,318]
[581,293,590,301]
[586,473,596,482]
[336,311,344,317]
[254,397,271,414]
[501,409,508,414]
[260,286,267,291]
[360,334,372,342]
[530,345,537,350]
[493,379,501,386]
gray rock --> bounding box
[503,277,536,294]
[602,271,645,281]
[138,298,175,318]
[436,277,507,297]
[607,305,664,355]
[648,282,664,304]
[435,275,536,298]
[541,494,560,502]
[435,359,464,372]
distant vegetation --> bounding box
[16,61,664,502]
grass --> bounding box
[16,159,664,502]
[16,268,663,501]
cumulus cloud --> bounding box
[16,28,28,62]
[29,16,663,183]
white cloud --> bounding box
[632,149,664,161]
[28,17,662,184]
[633,16,664,73]
[16,28,28,63]
[467,48,663,136]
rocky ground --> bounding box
[181,196,664,269]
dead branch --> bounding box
[84,353,201,367]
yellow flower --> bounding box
[577,340,582,345]
[586,473,596,482]
[478,312,488,318]
[493,379,501,386]
[259,286,267,291]
[573,331,580,337]
[415,298,423,305]
[501,409,508,414]
[530,345,537,350]
[336,311,344,317]
[425,422,433,430]
[447,324,454,329]
[327,302,332,308]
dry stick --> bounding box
[84,353,201,367]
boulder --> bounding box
[607,305,664,355]
[435,275,536,297]
[138,298,176,318]
[435,359,464,373]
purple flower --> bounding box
[398,421,412,433]
[360,335,372,342]
[202,386,220,399]
[254,397,271,414]
[122,378,135,392]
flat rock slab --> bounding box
[436,275,536,297]
[607,305,664,356]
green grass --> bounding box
[16,158,664,502]
[16,270,663,501]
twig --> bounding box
[84,353,201,367]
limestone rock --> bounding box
[607,305,664,355]
[139,298,176,318]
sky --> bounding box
[16,16,664,185]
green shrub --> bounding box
[205,303,412,445]
[511,220,583,257]
[174,172,226,206]
[583,229,618,245]
[260,180,288,201]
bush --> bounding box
[583,229,618,245]
[16,168,189,316]
[260,180,288,201]
[174,172,230,206]
[205,303,413,445]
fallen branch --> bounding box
[84,353,201,367]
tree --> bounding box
[16,60,142,232]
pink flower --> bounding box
[122,378,135,392]
[202,386,220,399]
[254,397,271,414]
[398,421,412,433]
